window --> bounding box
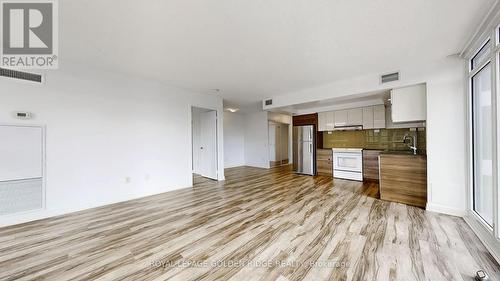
[472,63,494,226]
[471,40,491,71]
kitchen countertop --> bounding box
[328,148,426,156]
[379,150,426,156]
[331,148,363,153]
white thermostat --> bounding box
[13,112,32,119]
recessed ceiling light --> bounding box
[226,108,239,113]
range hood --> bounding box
[332,125,363,131]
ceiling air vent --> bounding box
[265,99,273,106]
[0,68,43,83]
[380,72,399,84]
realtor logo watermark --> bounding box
[1,0,58,69]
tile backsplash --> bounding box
[322,128,426,153]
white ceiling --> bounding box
[60,0,494,107]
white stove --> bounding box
[332,148,363,181]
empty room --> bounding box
[2,0,500,280]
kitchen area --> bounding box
[292,83,428,208]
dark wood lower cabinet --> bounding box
[317,149,332,176]
[362,150,382,181]
[379,154,427,208]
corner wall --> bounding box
[223,112,245,168]
[425,62,467,216]
[243,111,270,168]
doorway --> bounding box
[268,121,289,167]
[192,107,218,181]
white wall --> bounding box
[426,64,466,216]
[223,112,245,168]
[264,57,467,216]
[244,111,270,168]
[0,63,224,227]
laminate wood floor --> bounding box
[1,165,499,281]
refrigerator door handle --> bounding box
[309,143,312,153]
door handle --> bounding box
[200,147,204,150]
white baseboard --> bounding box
[464,211,500,265]
[426,202,466,217]
[0,209,60,228]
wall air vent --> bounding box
[265,99,273,106]
[380,72,399,84]
[0,68,43,83]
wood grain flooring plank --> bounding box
[0,165,498,281]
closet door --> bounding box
[0,125,44,214]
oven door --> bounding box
[333,152,362,172]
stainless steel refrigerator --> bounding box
[293,125,315,175]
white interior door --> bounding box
[200,110,218,179]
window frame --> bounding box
[463,7,500,262]
[471,39,492,71]
[470,61,494,228]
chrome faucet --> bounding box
[403,133,417,155]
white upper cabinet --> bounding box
[325,111,335,130]
[319,106,385,130]
[318,112,328,131]
[318,111,335,131]
[373,104,386,128]
[362,105,386,129]
[362,107,374,129]
[334,110,348,127]
[391,84,426,123]
[332,108,362,127]
[347,108,363,125]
